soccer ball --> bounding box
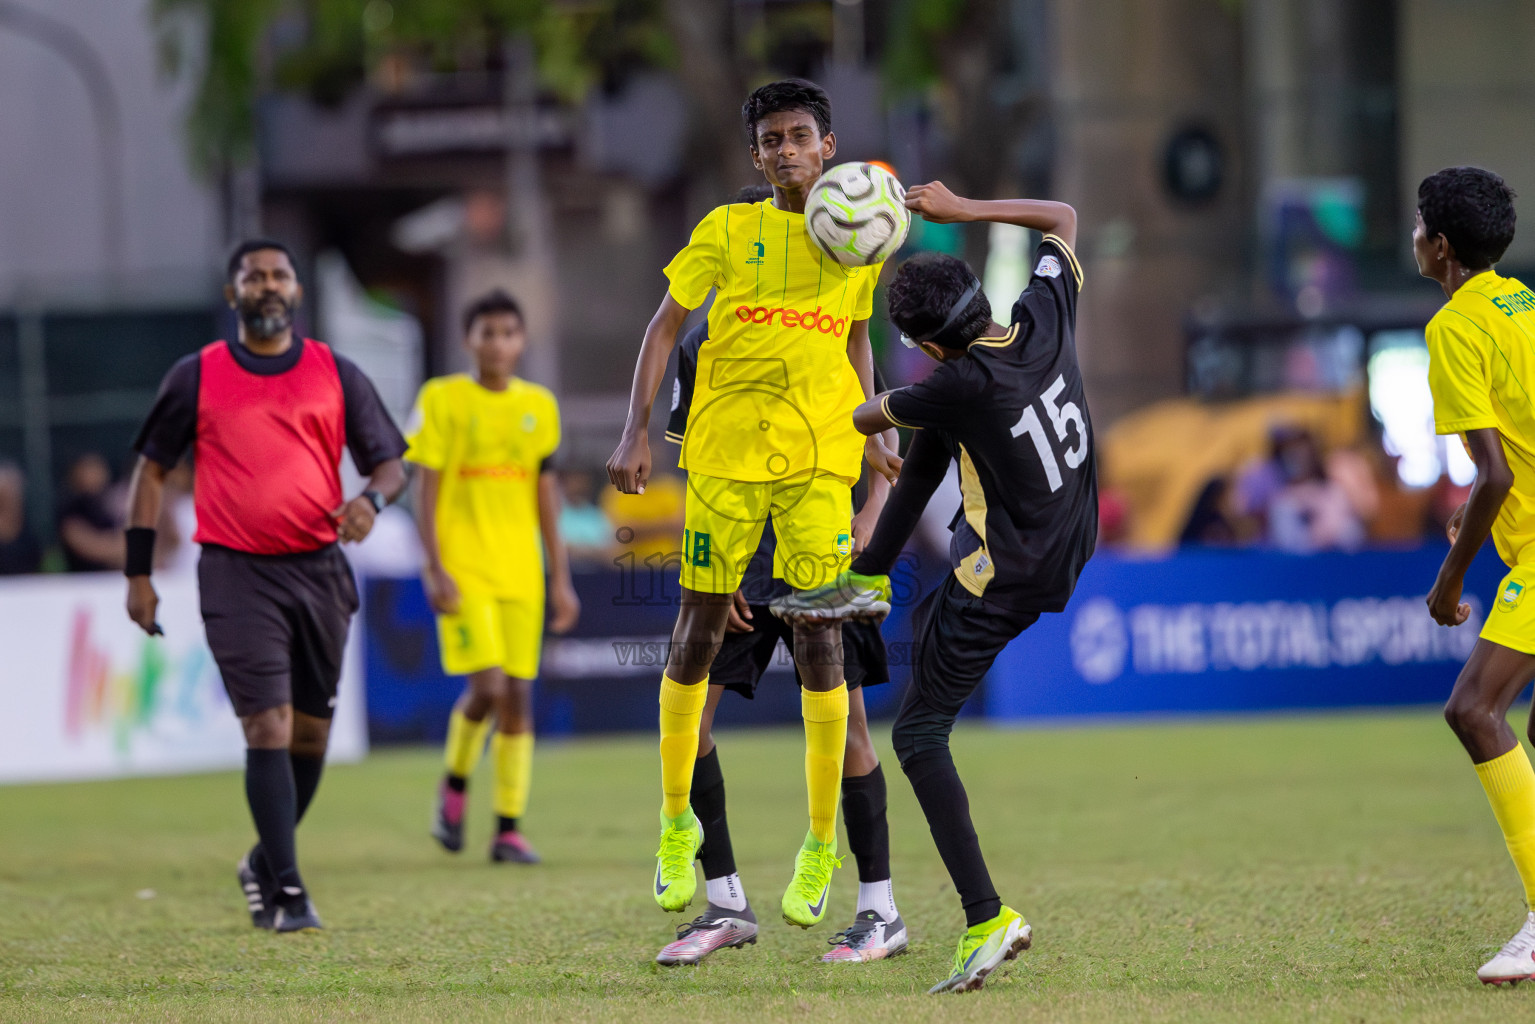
[804,162,910,267]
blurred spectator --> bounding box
[1234,424,1305,530]
[602,472,685,564]
[1179,478,1238,546]
[57,453,126,572]
[560,468,615,565]
[1098,486,1131,546]
[1264,431,1365,553]
[0,461,41,575]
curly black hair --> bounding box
[226,238,295,283]
[886,252,992,350]
[741,78,832,148]
[462,289,523,336]
[730,183,775,204]
[1418,166,1517,270]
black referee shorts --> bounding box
[711,604,889,699]
[891,574,1038,764]
[198,543,360,720]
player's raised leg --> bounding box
[1442,638,1535,985]
[490,673,539,864]
[824,688,906,962]
[433,669,497,852]
[656,684,759,965]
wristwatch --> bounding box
[363,489,386,513]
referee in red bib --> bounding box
[123,240,407,933]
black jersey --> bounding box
[864,235,1096,612]
[666,321,885,603]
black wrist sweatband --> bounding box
[125,527,156,577]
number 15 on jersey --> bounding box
[1011,374,1088,493]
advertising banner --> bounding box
[0,573,366,783]
[986,546,1509,719]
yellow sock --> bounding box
[659,675,708,819]
[1476,745,1535,909]
[802,683,849,845]
[443,709,491,780]
[491,731,534,820]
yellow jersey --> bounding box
[1427,270,1535,566]
[404,374,560,600]
[663,199,880,483]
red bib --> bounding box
[193,340,345,554]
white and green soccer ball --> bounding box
[804,162,910,267]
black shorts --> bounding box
[894,575,1039,753]
[711,605,890,699]
[198,543,359,719]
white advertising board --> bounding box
[0,572,366,783]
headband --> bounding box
[900,276,982,349]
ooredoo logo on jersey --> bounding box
[734,304,848,338]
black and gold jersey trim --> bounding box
[1041,233,1084,290]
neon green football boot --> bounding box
[769,571,892,624]
[653,809,703,912]
[781,831,842,927]
[928,906,1032,994]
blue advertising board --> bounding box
[361,545,1514,743]
[985,545,1510,720]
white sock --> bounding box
[706,872,748,912]
[856,879,898,921]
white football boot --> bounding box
[1477,911,1535,985]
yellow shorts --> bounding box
[1481,568,1535,656]
[437,592,545,679]
[680,472,853,594]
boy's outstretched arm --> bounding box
[905,180,1077,250]
[608,295,693,494]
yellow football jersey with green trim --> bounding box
[404,374,559,599]
[1427,270,1535,566]
[663,199,880,483]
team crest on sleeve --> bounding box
[671,378,681,411]
[1035,254,1063,279]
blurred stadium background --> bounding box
[1,1,1533,1018]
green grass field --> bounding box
[3,712,1535,1022]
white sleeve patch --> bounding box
[670,377,682,411]
[1035,254,1062,279]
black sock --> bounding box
[841,763,891,883]
[690,747,736,879]
[245,748,302,896]
[253,752,327,879]
[901,747,1000,927]
[497,816,519,834]
[445,774,468,793]
[292,754,325,823]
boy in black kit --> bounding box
[775,182,1095,994]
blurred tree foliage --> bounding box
[152,0,675,176]
[884,0,1046,270]
[154,0,1041,274]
